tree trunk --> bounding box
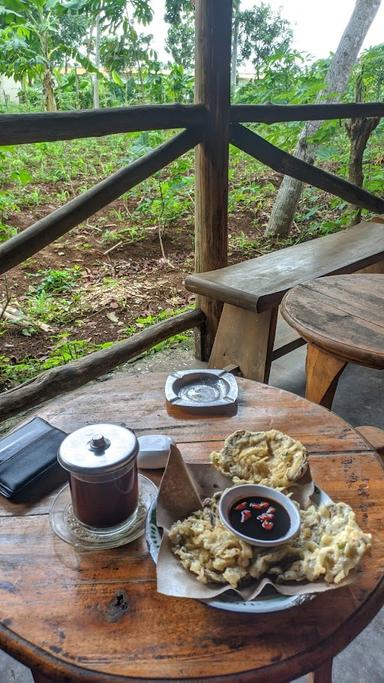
[43,69,57,112]
[231,0,240,93]
[345,72,380,222]
[265,0,381,238]
[93,14,101,109]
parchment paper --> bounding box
[155,446,350,600]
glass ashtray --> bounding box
[50,474,157,550]
[165,369,238,413]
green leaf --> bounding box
[111,70,124,87]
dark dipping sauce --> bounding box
[69,461,138,528]
[229,496,291,541]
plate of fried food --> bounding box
[146,429,372,613]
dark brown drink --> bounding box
[70,461,138,528]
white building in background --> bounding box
[0,76,19,104]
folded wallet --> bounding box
[0,416,68,500]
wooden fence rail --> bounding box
[1,102,383,147]
[0,127,203,275]
[0,104,208,145]
[230,123,384,214]
[231,102,384,123]
[0,309,205,420]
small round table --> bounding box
[281,274,384,407]
[0,373,383,683]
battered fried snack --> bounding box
[169,497,371,588]
[210,429,308,488]
[270,502,372,585]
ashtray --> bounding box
[50,474,157,550]
[165,369,238,413]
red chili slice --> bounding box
[262,520,274,530]
[234,501,248,511]
[240,510,252,523]
[257,512,274,521]
[249,502,269,510]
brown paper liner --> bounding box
[155,447,351,601]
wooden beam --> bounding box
[230,123,384,214]
[231,102,384,123]
[0,127,202,275]
[194,0,232,360]
[0,309,205,420]
[0,105,208,145]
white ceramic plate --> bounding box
[165,369,238,411]
[145,485,332,614]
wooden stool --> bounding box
[281,274,384,408]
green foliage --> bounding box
[0,334,113,389]
[164,0,194,69]
[124,305,193,355]
[237,3,293,78]
[35,266,81,294]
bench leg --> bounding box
[358,258,384,274]
[305,344,347,408]
[307,657,333,683]
[208,304,278,382]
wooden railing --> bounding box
[0,0,383,419]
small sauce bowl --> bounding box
[219,484,300,547]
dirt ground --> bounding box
[1,185,280,375]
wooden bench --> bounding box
[185,220,384,382]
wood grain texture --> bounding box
[185,222,384,313]
[230,124,384,214]
[231,102,384,124]
[0,373,383,683]
[208,304,277,381]
[0,309,205,420]
[281,274,384,368]
[0,105,208,145]
[305,344,347,408]
[0,128,202,276]
[356,426,384,456]
[194,0,232,359]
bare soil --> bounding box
[1,179,283,372]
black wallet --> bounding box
[0,417,68,500]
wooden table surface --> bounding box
[281,274,384,368]
[281,274,384,408]
[0,373,383,683]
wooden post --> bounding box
[194,0,232,360]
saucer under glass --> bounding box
[50,473,157,550]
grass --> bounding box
[0,307,193,390]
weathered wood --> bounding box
[208,304,277,381]
[305,344,347,408]
[185,221,384,313]
[356,426,384,456]
[194,0,232,360]
[0,374,383,682]
[281,275,384,369]
[0,309,205,420]
[0,127,202,275]
[0,104,208,145]
[230,123,384,213]
[231,102,384,123]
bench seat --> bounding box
[185,221,384,381]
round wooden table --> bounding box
[0,373,383,683]
[281,274,384,408]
